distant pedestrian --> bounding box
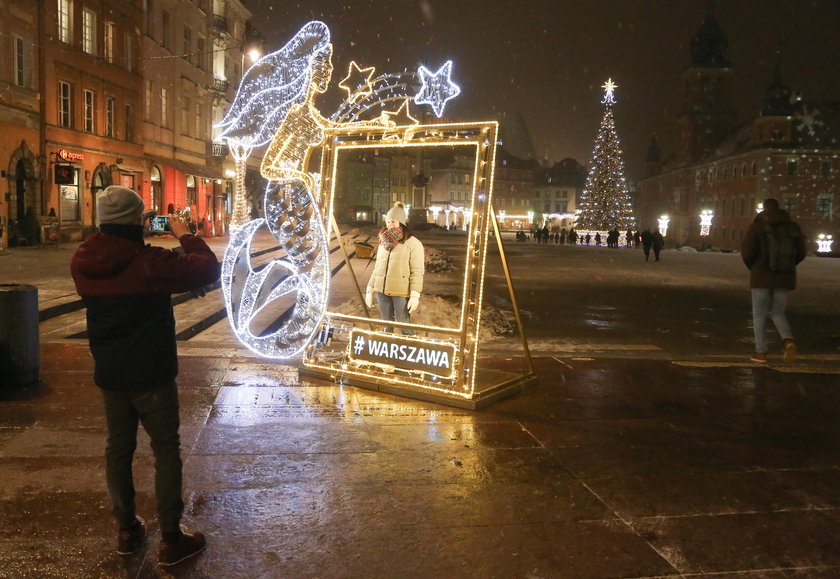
[741,198,806,363]
[652,229,664,261]
[641,229,653,260]
[71,186,220,566]
[585,233,591,245]
[568,228,578,245]
[594,232,601,246]
[626,229,633,247]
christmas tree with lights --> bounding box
[576,79,635,232]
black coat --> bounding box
[71,230,220,389]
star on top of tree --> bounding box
[414,60,461,117]
[601,78,618,104]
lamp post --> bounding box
[658,215,670,237]
[699,209,714,237]
[228,34,263,229]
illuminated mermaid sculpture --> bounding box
[217,21,390,358]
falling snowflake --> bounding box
[795,105,824,137]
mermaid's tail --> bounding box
[221,179,330,358]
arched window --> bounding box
[186,175,197,206]
[150,165,163,212]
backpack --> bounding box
[763,221,800,274]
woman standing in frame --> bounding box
[365,202,425,334]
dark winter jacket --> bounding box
[71,228,220,390]
[740,208,806,289]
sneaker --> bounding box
[750,352,768,363]
[159,531,206,566]
[116,518,146,556]
[782,339,797,363]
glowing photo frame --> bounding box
[302,121,535,407]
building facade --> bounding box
[1,0,41,247]
[0,0,260,244]
[534,157,586,230]
[639,7,839,251]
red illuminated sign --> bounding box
[57,149,84,162]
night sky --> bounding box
[244,0,840,180]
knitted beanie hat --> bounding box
[96,186,151,225]
[385,203,407,225]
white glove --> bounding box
[407,291,420,314]
[365,288,375,309]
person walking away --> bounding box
[71,186,220,566]
[652,228,664,261]
[626,229,633,247]
[741,197,806,363]
[641,229,653,260]
[366,202,425,334]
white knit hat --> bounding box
[385,203,407,225]
[96,186,153,225]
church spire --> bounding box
[761,52,793,116]
[689,1,731,67]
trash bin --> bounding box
[0,284,39,387]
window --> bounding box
[196,36,205,70]
[187,176,197,206]
[181,96,190,135]
[786,159,798,175]
[145,0,154,36]
[83,90,94,132]
[82,8,96,54]
[821,161,832,177]
[124,35,133,71]
[59,81,72,127]
[13,36,26,87]
[144,79,151,119]
[783,197,796,216]
[124,104,134,141]
[161,11,170,49]
[105,97,114,137]
[161,87,168,127]
[58,0,72,44]
[816,194,832,219]
[195,99,201,138]
[104,22,115,63]
[183,27,192,62]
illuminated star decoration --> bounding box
[414,61,461,117]
[601,78,618,104]
[339,61,376,103]
[384,99,419,126]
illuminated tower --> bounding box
[576,79,634,232]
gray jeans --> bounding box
[100,381,183,533]
[375,292,414,335]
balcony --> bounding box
[212,14,228,33]
[209,141,229,157]
[211,75,229,93]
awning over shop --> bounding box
[146,155,225,181]
[113,164,146,173]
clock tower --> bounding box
[676,2,737,164]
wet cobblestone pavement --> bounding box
[0,345,838,577]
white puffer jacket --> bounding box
[366,235,424,297]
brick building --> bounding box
[639,7,839,251]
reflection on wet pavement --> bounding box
[0,345,838,576]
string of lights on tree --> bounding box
[576,78,635,232]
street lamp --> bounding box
[658,214,670,237]
[699,209,714,236]
[816,233,834,253]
